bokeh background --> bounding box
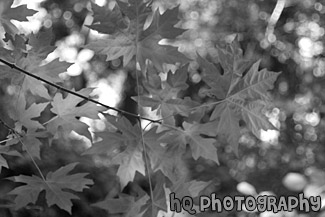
[1,0,325,216]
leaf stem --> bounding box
[0,118,48,186]
[0,138,15,145]
[133,1,155,215]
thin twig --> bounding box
[0,118,21,136]
[133,1,155,215]
[0,58,161,124]
[0,138,15,145]
[0,117,57,194]
[0,118,45,179]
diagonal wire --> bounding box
[0,58,161,124]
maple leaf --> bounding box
[134,64,198,124]
[47,88,106,140]
[10,94,48,130]
[93,193,149,217]
[198,40,280,154]
[0,32,71,99]
[0,0,37,35]
[160,121,219,164]
[84,115,145,188]
[86,1,189,70]
[15,57,72,99]
[142,172,168,217]
[0,145,21,173]
[88,2,127,34]
[4,94,49,159]
[113,146,145,189]
[7,130,49,159]
[8,163,94,214]
[83,115,142,155]
[144,126,187,183]
[28,29,56,61]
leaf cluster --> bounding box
[0,0,280,216]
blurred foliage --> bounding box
[2,0,325,216]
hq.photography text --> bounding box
[170,193,321,215]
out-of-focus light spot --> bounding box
[296,146,304,155]
[245,157,255,168]
[111,59,121,68]
[237,182,257,196]
[312,13,320,22]
[275,41,286,50]
[299,37,313,58]
[260,39,270,49]
[260,129,279,144]
[78,49,94,62]
[304,184,322,198]
[94,71,126,110]
[315,2,323,11]
[66,33,84,46]
[53,8,62,18]
[7,85,17,95]
[44,19,52,28]
[190,11,199,20]
[95,0,107,7]
[63,11,72,20]
[73,3,84,12]
[294,124,303,131]
[191,73,201,83]
[259,11,268,20]
[313,60,325,77]
[267,33,276,43]
[284,21,295,33]
[294,93,311,105]
[65,19,74,28]
[294,133,302,141]
[67,63,82,76]
[305,112,320,126]
[69,130,92,148]
[310,134,317,141]
[282,173,307,192]
[61,47,78,62]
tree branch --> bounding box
[0,58,162,124]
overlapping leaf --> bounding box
[47,88,105,140]
[144,126,186,183]
[84,115,145,188]
[113,146,145,189]
[6,130,48,159]
[6,94,49,159]
[160,121,219,163]
[142,173,167,217]
[8,163,94,214]
[10,94,48,130]
[86,0,189,70]
[133,65,198,124]
[0,0,37,35]
[93,173,167,217]
[198,40,280,153]
[0,144,21,173]
[0,32,72,99]
[93,193,149,217]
